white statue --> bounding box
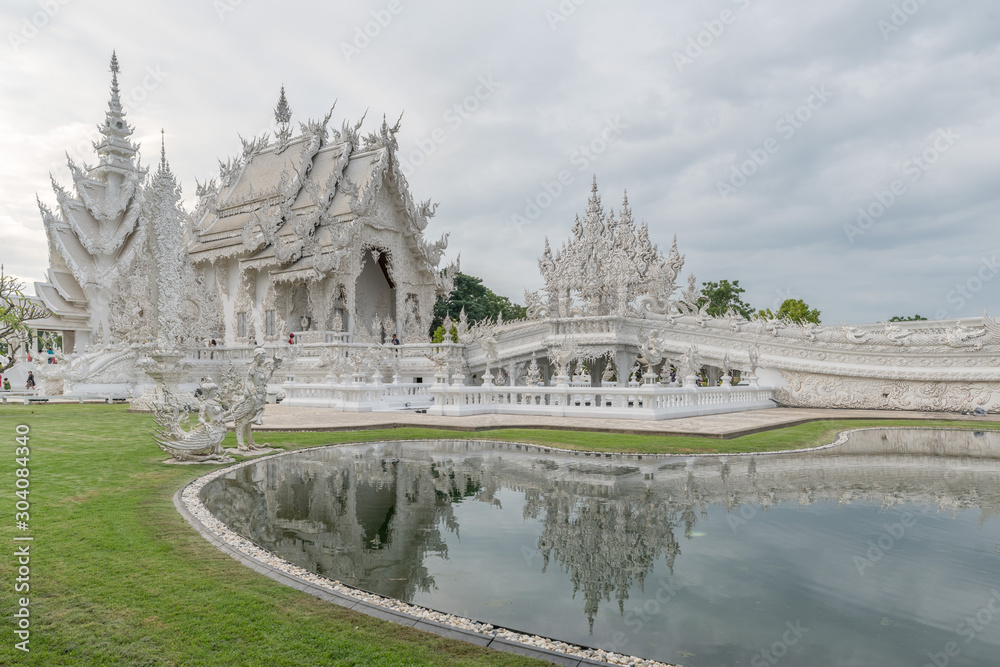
[229,348,282,452]
[151,382,231,463]
[525,352,542,387]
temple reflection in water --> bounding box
[201,429,1000,629]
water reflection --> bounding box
[201,430,1000,666]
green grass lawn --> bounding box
[1,404,997,666]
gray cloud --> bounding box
[1,0,998,324]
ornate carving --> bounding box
[228,348,282,452]
[538,179,686,319]
[776,371,1000,412]
[151,382,231,463]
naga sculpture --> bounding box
[152,348,281,461]
[229,348,282,452]
[151,382,231,463]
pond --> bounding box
[200,430,1000,667]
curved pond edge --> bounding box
[174,427,990,667]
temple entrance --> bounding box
[355,248,396,341]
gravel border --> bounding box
[174,426,990,666]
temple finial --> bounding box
[160,129,167,169]
[274,85,291,125]
[274,85,292,147]
[109,51,120,92]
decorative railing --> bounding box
[427,383,776,420]
[182,341,463,362]
[184,345,262,361]
[282,381,434,411]
[548,316,635,337]
[289,330,350,344]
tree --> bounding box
[889,314,927,322]
[758,298,821,325]
[698,279,755,319]
[431,325,458,344]
[1,267,50,372]
[431,273,526,334]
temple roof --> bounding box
[189,132,400,265]
[161,91,451,293]
[48,269,87,303]
[34,282,89,320]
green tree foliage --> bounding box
[430,325,458,344]
[758,298,821,324]
[431,273,526,334]
[888,314,927,322]
[1,267,50,372]
[698,279,755,319]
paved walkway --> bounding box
[259,405,1000,439]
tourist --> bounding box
[2,378,9,391]
[210,338,217,359]
[391,334,400,345]
[26,371,36,391]
[288,332,295,345]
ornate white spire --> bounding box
[159,128,167,171]
[586,175,603,223]
[274,85,292,148]
[93,51,140,174]
[537,180,685,317]
[145,130,187,349]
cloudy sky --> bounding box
[2,0,998,324]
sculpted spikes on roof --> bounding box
[536,180,686,318]
[274,85,292,125]
[159,129,167,171]
[274,86,293,152]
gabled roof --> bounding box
[48,269,87,303]
[34,282,88,320]
[185,109,452,295]
[191,139,393,264]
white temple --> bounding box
[21,55,1000,417]
[35,52,146,352]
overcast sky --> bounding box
[2,0,998,324]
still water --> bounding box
[200,430,1000,667]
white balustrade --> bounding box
[426,383,776,420]
[282,381,434,412]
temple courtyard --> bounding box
[256,404,1000,438]
[3,403,999,666]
